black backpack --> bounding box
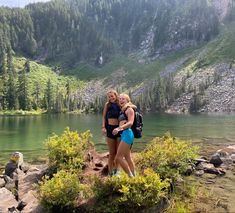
[124,108,143,138]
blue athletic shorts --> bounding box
[121,128,134,145]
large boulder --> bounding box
[0,187,18,212]
[5,152,24,178]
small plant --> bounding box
[37,169,82,211]
[136,133,199,180]
[46,127,93,170]
[91,169,170,213]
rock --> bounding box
[0,187,18,212]
[183,165,193,176]
[196,162,215,170]
[0,177,5,188]
[5,161,17,178]
[16,200,27,211]
[95,161,104,168]
[195,170,204,176]
[5,152,24,178]
[210,153,223,166]
[4,176,15,191]
[101,164,109,176]
[195,158,209,166]
[8,206,18,212]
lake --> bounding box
[1,113,235,164]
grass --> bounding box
[0,109,45,115]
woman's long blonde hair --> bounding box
[106,89,119,108]
[119,93,137,111]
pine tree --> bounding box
[45,79,54,112]
[32,82,40,110]
[6,47,18,110]
[7,72,18,110]
[18,62,30,110]
[54,85,63,113]
[65,81,71,110]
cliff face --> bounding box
[212,0,232,21]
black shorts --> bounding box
[106,124,121,139]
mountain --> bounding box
[0,0,50,8]
[0,0,235,113]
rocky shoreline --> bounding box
[167,63,235,113]
[1,145,235,213]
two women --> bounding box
[102,91,135,177]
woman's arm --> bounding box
[112,108,134,136]
[118,107,135,130]
[101,103,108,134]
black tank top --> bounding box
[106,103,121,120]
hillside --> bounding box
[0,0,235,113]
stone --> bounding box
[196,162,215,170]
[95,161,104,168]
[101,164,109,176]
[195,170,204,176]
[183,165,193,176]
[16,200,27,211]
[195,158,209,166]
[8,206,18,212]
[0,187,18,212]
[5,161,17,178]
[0,177,5,188]
[210,154,223,166]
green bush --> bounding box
[91,169,170,213]
[135,133,199,180]
[46,127,94,170]
[37,170,82,211]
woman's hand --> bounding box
[101,127,106,136]
[112,127,119,135]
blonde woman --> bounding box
[102,89,121,176]
[112,93,136,177]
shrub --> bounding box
[91,169,170,213]
[135,133,199,180]
[37,169,82,211]
[46,127,93,170]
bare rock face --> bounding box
[212,0,231,21]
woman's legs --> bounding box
[106,137,116,173]
[115,141,132,175]
[125,149,135,176]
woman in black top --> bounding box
[102,89,121,176]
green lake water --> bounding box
[0,113,235,164]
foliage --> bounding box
[0,56,84,112]
[36,169,82,211]
[46,127,93,170]
[0,0,219,65]
[91,169,170,213]
[135,133,199,180]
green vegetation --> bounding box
[0,55,85,112]
[195,22,235,67]
[91,169,170,213]
[37,170,82,211]
[136,133,199,179]
[36,129,200,212]
[37,128,93,211]
[0,0,219,67]
[46,127,93,171]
